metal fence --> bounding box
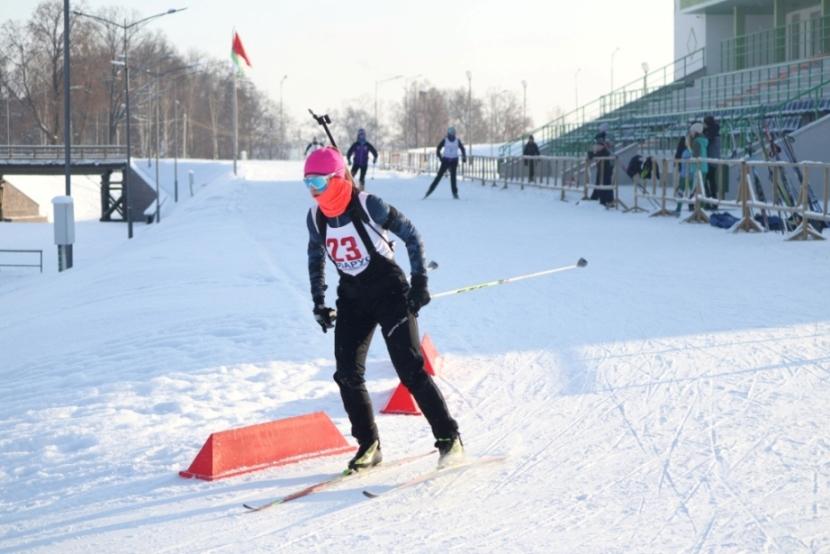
[381,152,830,242]
[0,249,43,272]
[0,145,127,160]
[722,15,830,73]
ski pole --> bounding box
[430,258,587,300]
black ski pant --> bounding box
[705,166,718,200]
[332,277,459,447]
[526,160,536,182]
[424,158,459,198]
[351,163,368,189]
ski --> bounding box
[361,455,506,499]
[243,450,434,512]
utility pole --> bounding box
[611,46,621,91]
[374,75,403,143]
[73,7,187,239]
[521,79,527,130]
[63,0,72,197]
[279,74,287,158]
[174,99,179,202]
[154,67,160,223]
[466,70,472,156]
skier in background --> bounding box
[423,127,467,199]
[303,146,463,471]
[305,137,325,156]
[346,128,378,190]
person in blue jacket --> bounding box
[346,128,378,190]
[423,127,467,199]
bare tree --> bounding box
[484,89,529,143]
[0,1,290,158]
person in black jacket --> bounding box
[346,128,378,190]
[523,135,541,182]
[588,131,614,206]
[423,127,467,199]
[703,115,721,200]
[305,137,325,156]
[304,146,463,471]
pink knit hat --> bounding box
[304,146,346,177]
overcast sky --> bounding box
[4,0,675,135]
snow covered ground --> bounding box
[1,160,829,553]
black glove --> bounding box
[373,158,377,164]
[462,157,467,164]
[313,301,336,333]
[437,155,444,163]
[407,274,430,317]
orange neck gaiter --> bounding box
[316,176,353,217]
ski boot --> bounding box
[435,436,464,469]
[347,439,382,473]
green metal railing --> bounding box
[722,15,830,72]
[723,77,830,155]
[700,57,829,109]
[499,49,705,156]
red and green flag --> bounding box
[231,31,252,71]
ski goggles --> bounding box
[303,173,335,192]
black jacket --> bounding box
[523,141,540,157]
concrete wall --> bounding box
[675,0,707,65]
[705,14,734,74]
[745,14,774,33]
[785,112,830,193]
[0,179,46,221]
[126,167,157,223]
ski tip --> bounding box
[362,490,379,499]
[243,503,257,511]
[577,257,588,268]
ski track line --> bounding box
[637,334,792,550]
[604,373,701,534]
[575,326,830,366]
[608,336,764,547]
[485,395,616,498]
[713,468,783,552]
[689,511,719,554]
[484,341,619,496]
[703,374,785,553]
[656,386,697,494]
[523,456,664,539]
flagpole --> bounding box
[232,30,238,176]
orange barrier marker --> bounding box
[179,411,354,481]
[381,334,441,415]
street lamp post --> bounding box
[521,79,528,130]
[279,74,287,158]
[374,74,403,142]
[466,70,472,157]
[154,68,160,223]
[72,7,187,239]
[146,63,198,217]
[63,0,72,198]
[174,99,179,202]
[610,46,621,91]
